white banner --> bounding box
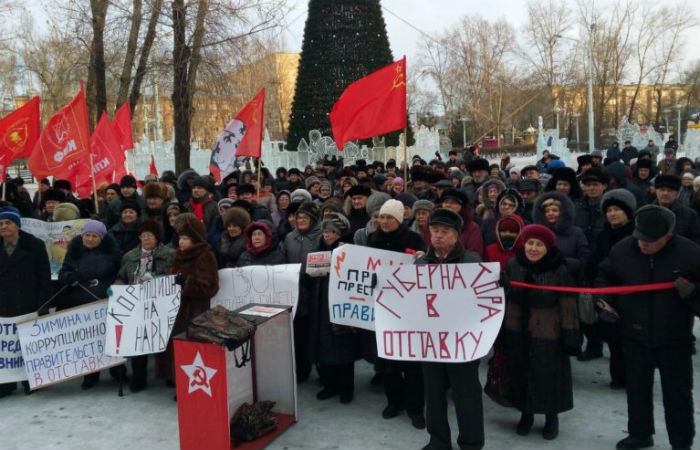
[374,262,505,363]
[17,300,126,389]
[105,275,181,357]
[210,264,301,316]
[0,313,36,383]
[20,218,89,280]
[328,244,415,331]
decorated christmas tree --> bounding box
[286,0,412,150]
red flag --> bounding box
[209,88,265,183]
[149,154,158,176]
[28,88,91,180]
[0,96,41,165]
[113,102,134,151]
[330,58,407,150]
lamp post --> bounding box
[553,106,562,137]
[663,108,671,133]
[460,116,467,147]
[674,103,682,145]
[572,113,581,152]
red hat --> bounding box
[520,224,556,250]
[497,214,522,234]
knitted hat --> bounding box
[601,189,637,219]
[237,183,256,196]
[137,220,163,242]
[413,199,435,214]
[81,220,107,239]
[296,201,320,222]
[0,206,21,227]
[52,202,81,222]
[305,176,321,189]
[218,198,235,210]
[119,175,138,189]
[378,199,404,224]
[290,188,312,204]
[223,207,251,229]
[633,205,675,242]
[321,212,350,235]
[120,199,141,217]
[520,224,556,250]
[547,159,565,173]
[366,192,391,215]
[346,185,371,198]
[143,182,167,199]
[395,192,418,208]
[393,177,404,185]
[429,208,463,233]
[654,175,680,191]
[175,213,207,244]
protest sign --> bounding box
[105,275,181,357]
[306,251,331,277]
[17,300,125,389]
[328,244,415,331]
[374,262,504,363]
[210,264,301,316]
[0,313,36,383]
[20,218,88,280]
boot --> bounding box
[542,414,558,440]
[615,435,653,449]
[516,413,534,436]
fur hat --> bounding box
[119,175,137,189]
[120,199,142,217]
[290,188,312,204]
[223,207,251,229]
[346,185,371,198]
[43,189,66,203]
[441,188,468,206]
[410,168,430,183]
[601,189,637,219]
[366,192,391,215]
[296,201,320,222]
[192,176,214,193]
[175,213,207,244]
[636,158,653,170]
[166,203,182,216]
[305,176,321,189]
[53,179,72,192]
[378,199,404,224]
[520,224,556,250]
[577,154,594,167]
[237,184,256,196]
[321,212,350,235]
[654,175,680,191]
[633,205,675,242]
[52,202,81,222]
[545,167,582,199]
[321,197,344,214]
[143,182,167,199]
[580,167,610,185]
[467,158,489,173]
[137,220,164,242]
[429,208,463,233]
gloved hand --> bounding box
[674,277,696,299]
[370,273,378,289]
[174,273,186,286]
[499,271,510,289]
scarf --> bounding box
[188,196,210,221]
[135,248,155,283]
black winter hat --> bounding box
[467,158,489,173]
[43,188,66,203]
[636,159,653,170]
[601,188,637,219]
[653,175,680,191]
[160,171,178,186]
[545,167,582,198]
[429,208,464,233]
[520,165,539,176]
[236,183,256,195]
[288,168,302,177]
[346,185,371,198]
[231,199,253,214]
[137,220,163,242]
[120,199,142,216]
[119,175,138,189]
[577,154,594,167]
[192,176,214,193]
[395,192,418,208]
[580,167,610,185]
[53,179,72,191]
[441,188,468,206]
[410,168,430,183]
[633,205,675,242]
[517,179,540,192]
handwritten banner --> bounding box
[105,275,181,357]
[0,313,36,383]
[374,262,504,363]
[210,264,301,316]
[20,218,88,280]
[328,244,415,331]
[17,300,125,389]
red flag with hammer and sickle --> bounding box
[330,57,407,150]
[0,96,41,167]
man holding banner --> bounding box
[0,205,50,397]
[415,209,485,450]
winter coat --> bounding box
[678,186,694,207]
[347,208,370,235]
[503,247,581,414]
[366,223,425,254]
[207,216,225,248]
[415,241,481,265]
[574,196,606,245]
[216,232,246,268]
[142,205,165,225]
[58,234,122,306]
[307,239,360,365]
[595,235,700,347]
[605,161,646,206]
[109,220,142,254]
[652,199,700,244]
[0,230,51,316]
[585,220,634,283]
[185,196,218,231]
[657,158,677,176]
[483,214,525,269]
[176,169,198,204]
[101,194,147,229]
[533,192,590,278]
[481,188,526,246]
[453,205,483,257]
[621,146,638,166]
[352,222,375,247]
[284,223,321,317]
[115,243,174,285]
[238,222,285,267]
[250,202,273,222]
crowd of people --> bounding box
[0,140,698,450]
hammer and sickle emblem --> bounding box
[191,366,209,387]
[391,64,406,90]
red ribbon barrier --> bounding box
[509,280,675,295]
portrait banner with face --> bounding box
[20,218,88,280]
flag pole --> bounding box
[402,127,408,192]
[256,157,262,198]
[1,166,6,200]
[89,152,100,214]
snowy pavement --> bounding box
[2,332,699,450]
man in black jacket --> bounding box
[596,205,699,450]
[652,175,700,244]
[0,205,51,397]
[418,208,484,450]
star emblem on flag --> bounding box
[180,352,218,397]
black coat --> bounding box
[307,240,360,365]
[503,248,581,414]
[58,234,122,306]
[366,223,425,253]
[109,220,141,254]
[585,221,634,282]
[216,233,246,268]
[595,235,700,347]
[0,230,51,316]
[653,199,700,244]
